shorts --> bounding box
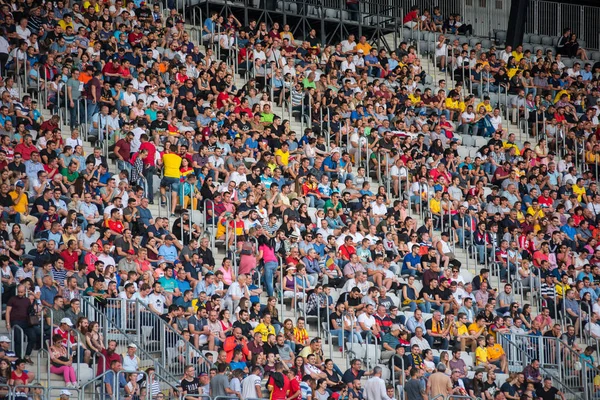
[160,176,180,192]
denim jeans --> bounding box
[263,261,279,297]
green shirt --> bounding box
[323,200,341,214]
[61,167,79,183]
[302,78,316,89]
[260,112,274,123]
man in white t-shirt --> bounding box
[435,35,448,72]
[240,366,262,400]
[371,195,387,224]
[357,304,380,340]
[341,34,357,54]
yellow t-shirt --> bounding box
[356,42,372,54]
[511,51,524,63]
[9,190,28,214]
[486,344,504,360]
[274,149,290,167]
[456,324,469,336]
[555,283,571,298]
[430,197,441,214]
[445,98,460,110]
[162,153,182,179]
[475,347,488,365]
[503,141,521,155]
[58,20,74,30]
[572,184,586,202]
[468,322,483,335]
[475,102,493,113]
[83,1,100,12]
[254,323,275,342]
[526,206,545,219]
[409,94,421,105]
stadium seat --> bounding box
[522,33,531,43]
[461,135,475,147]
[324,8,338,19]
[541,36,553,46]
[346,342,366,359]
[457,147,470,160]
[529,35,541,44]
[474,137,488,148]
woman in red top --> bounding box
[9,358,30,387]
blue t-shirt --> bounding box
[403,253,421,270]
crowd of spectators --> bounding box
[0,0,599,400]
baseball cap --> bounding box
[60,318,73,326]
[390,324,401,331]
[15,181,25,188]
[0,336,10,343]
[60,390,72,397]
[128,343,138,349]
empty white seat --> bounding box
[346,342,365,359]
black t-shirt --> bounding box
[0,193,13,207]
[7,162,25,174]
[329,311,343,330]
[435,287,452,302]
[150,119,169,134]
[263,343,278,356]
[536,386,559,400]
[337,292,361,309]
[482,381,497,396]
[33,196,52,213]
[419,286,436,301]
[180,377,200,395]
[232,320,253,339]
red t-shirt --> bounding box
[268,373,290,400]
[403,10,417,24]
[60,249,79,271]
[14,143,36,160]
[139,141,156,166]
[105,219,124,234]
[289,376,301,400]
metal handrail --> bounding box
[498,333,587,399]
[10,324,26,359]
[132,299,214,377]
[80,296,180,384]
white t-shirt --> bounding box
[357,313,376,330]
[435,43,447,58]
[490,115,502,130]
[241,374,261,400]
[461,111,475,123]
[371,201,387,216]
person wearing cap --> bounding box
[122,343,140,372]
[0,336,17,364]
[59,389,72,399]
[381,324,402,360]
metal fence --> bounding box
[498,333,598,399]
[194,0,600,50]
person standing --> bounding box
[267,362,290,400]
[404,368,427,400]
[427,363,452,398]
[363,366,392,400]
[5,284,38,363]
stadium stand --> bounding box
[0,0,599,399]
